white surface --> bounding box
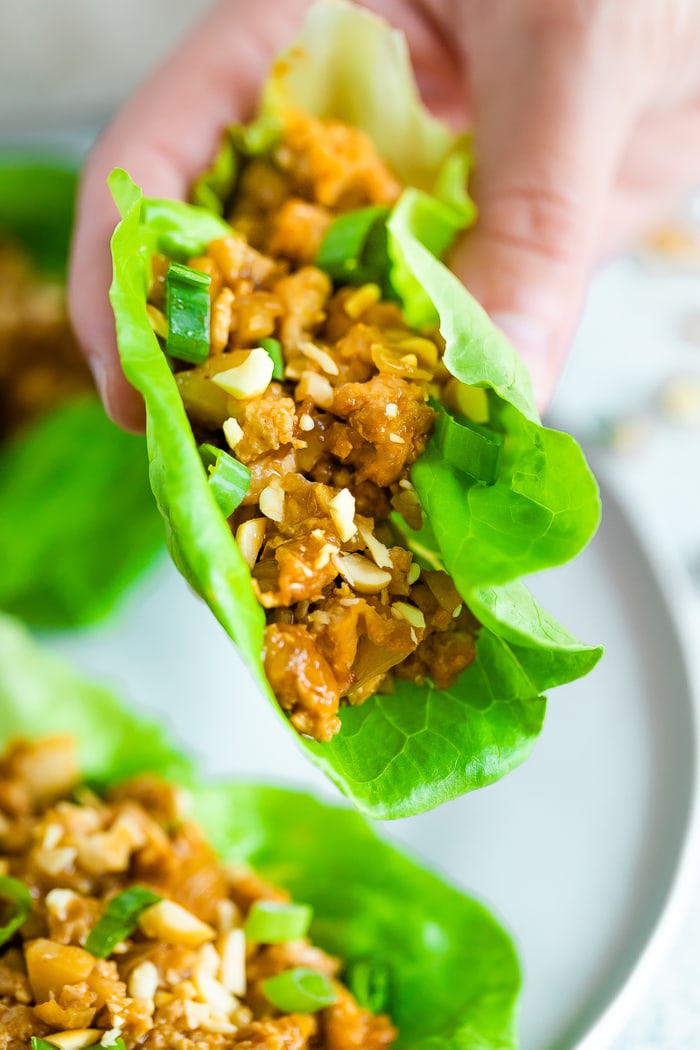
[0,1,213,135]
[43,462,700,1049]
[550,245,700,1049]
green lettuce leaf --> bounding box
[260,0,466,196]
[108,1,600,819]
[389,194,601,584]
[0,612,193,785]
[0,612,521,1049]
[0,397,164,628]
[0,153,76,275]
[0,155,163,628]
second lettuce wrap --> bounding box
[109,1,602,819]
[0,611,522,1050]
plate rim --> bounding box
[570,459,700,1049]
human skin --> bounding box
[68,0,700,431]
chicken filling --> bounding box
[150,111,478,742]
[0,736,396,1050]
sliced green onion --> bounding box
[346,957,392,1014]
[165,261,211,364]
[316,205,391,288]
[436,409,503,485]
[259,337,285,381]
[199,444,250,518]
[0,876,31,947]
[262,967,337,1013]
[85,886,161,959]
[32,1040,126,1050]
[243,900,312,943]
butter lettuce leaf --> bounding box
[0,612,193,784]
[0,613,521,1050]
[108,0,600,819]
[0,152,77,274]
[197,781,521,1049]
[0,397,164,628]
[0,156,162,627]
[389,192,600,579]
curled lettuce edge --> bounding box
[0,612,521,1050]
[108,0,601,820]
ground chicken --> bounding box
[158,110,480,742]
[0,738,397,1048]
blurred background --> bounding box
[0,1,211,142]
[1,2,700,1047]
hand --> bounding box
[69,0,700,428]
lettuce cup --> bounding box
[0,154,162,628]
[109,1,602,818]
[0,612,521,1049]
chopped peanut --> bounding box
[138,900,216,947]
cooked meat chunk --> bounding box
[274,266,332,350]
[331,374,434,486]
[234,1013,318,1049]
[279,110,401,209]
[235,396,298,463]
[268,198,333,265]
[264,623,342,741]
[324,985,397,1050]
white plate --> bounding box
[46,465,700,1050]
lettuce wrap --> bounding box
[0,155,162,627]
[0,611,522,1049]
[109,1,602,818]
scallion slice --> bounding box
[436,409,503,484]
[346,957,392,1014]
[0,876,31,947]
[259,337,285,382]
[316,205,391,288]
[165,261,211,364]
[199,444,251,518]
[85,886,161,959]
[31,1040,126,1050]
[243,900,312,943]
[262,966,337,1013]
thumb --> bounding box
[452,9,636,410]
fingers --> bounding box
[451,5,643,411]
[69,0,310,430]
